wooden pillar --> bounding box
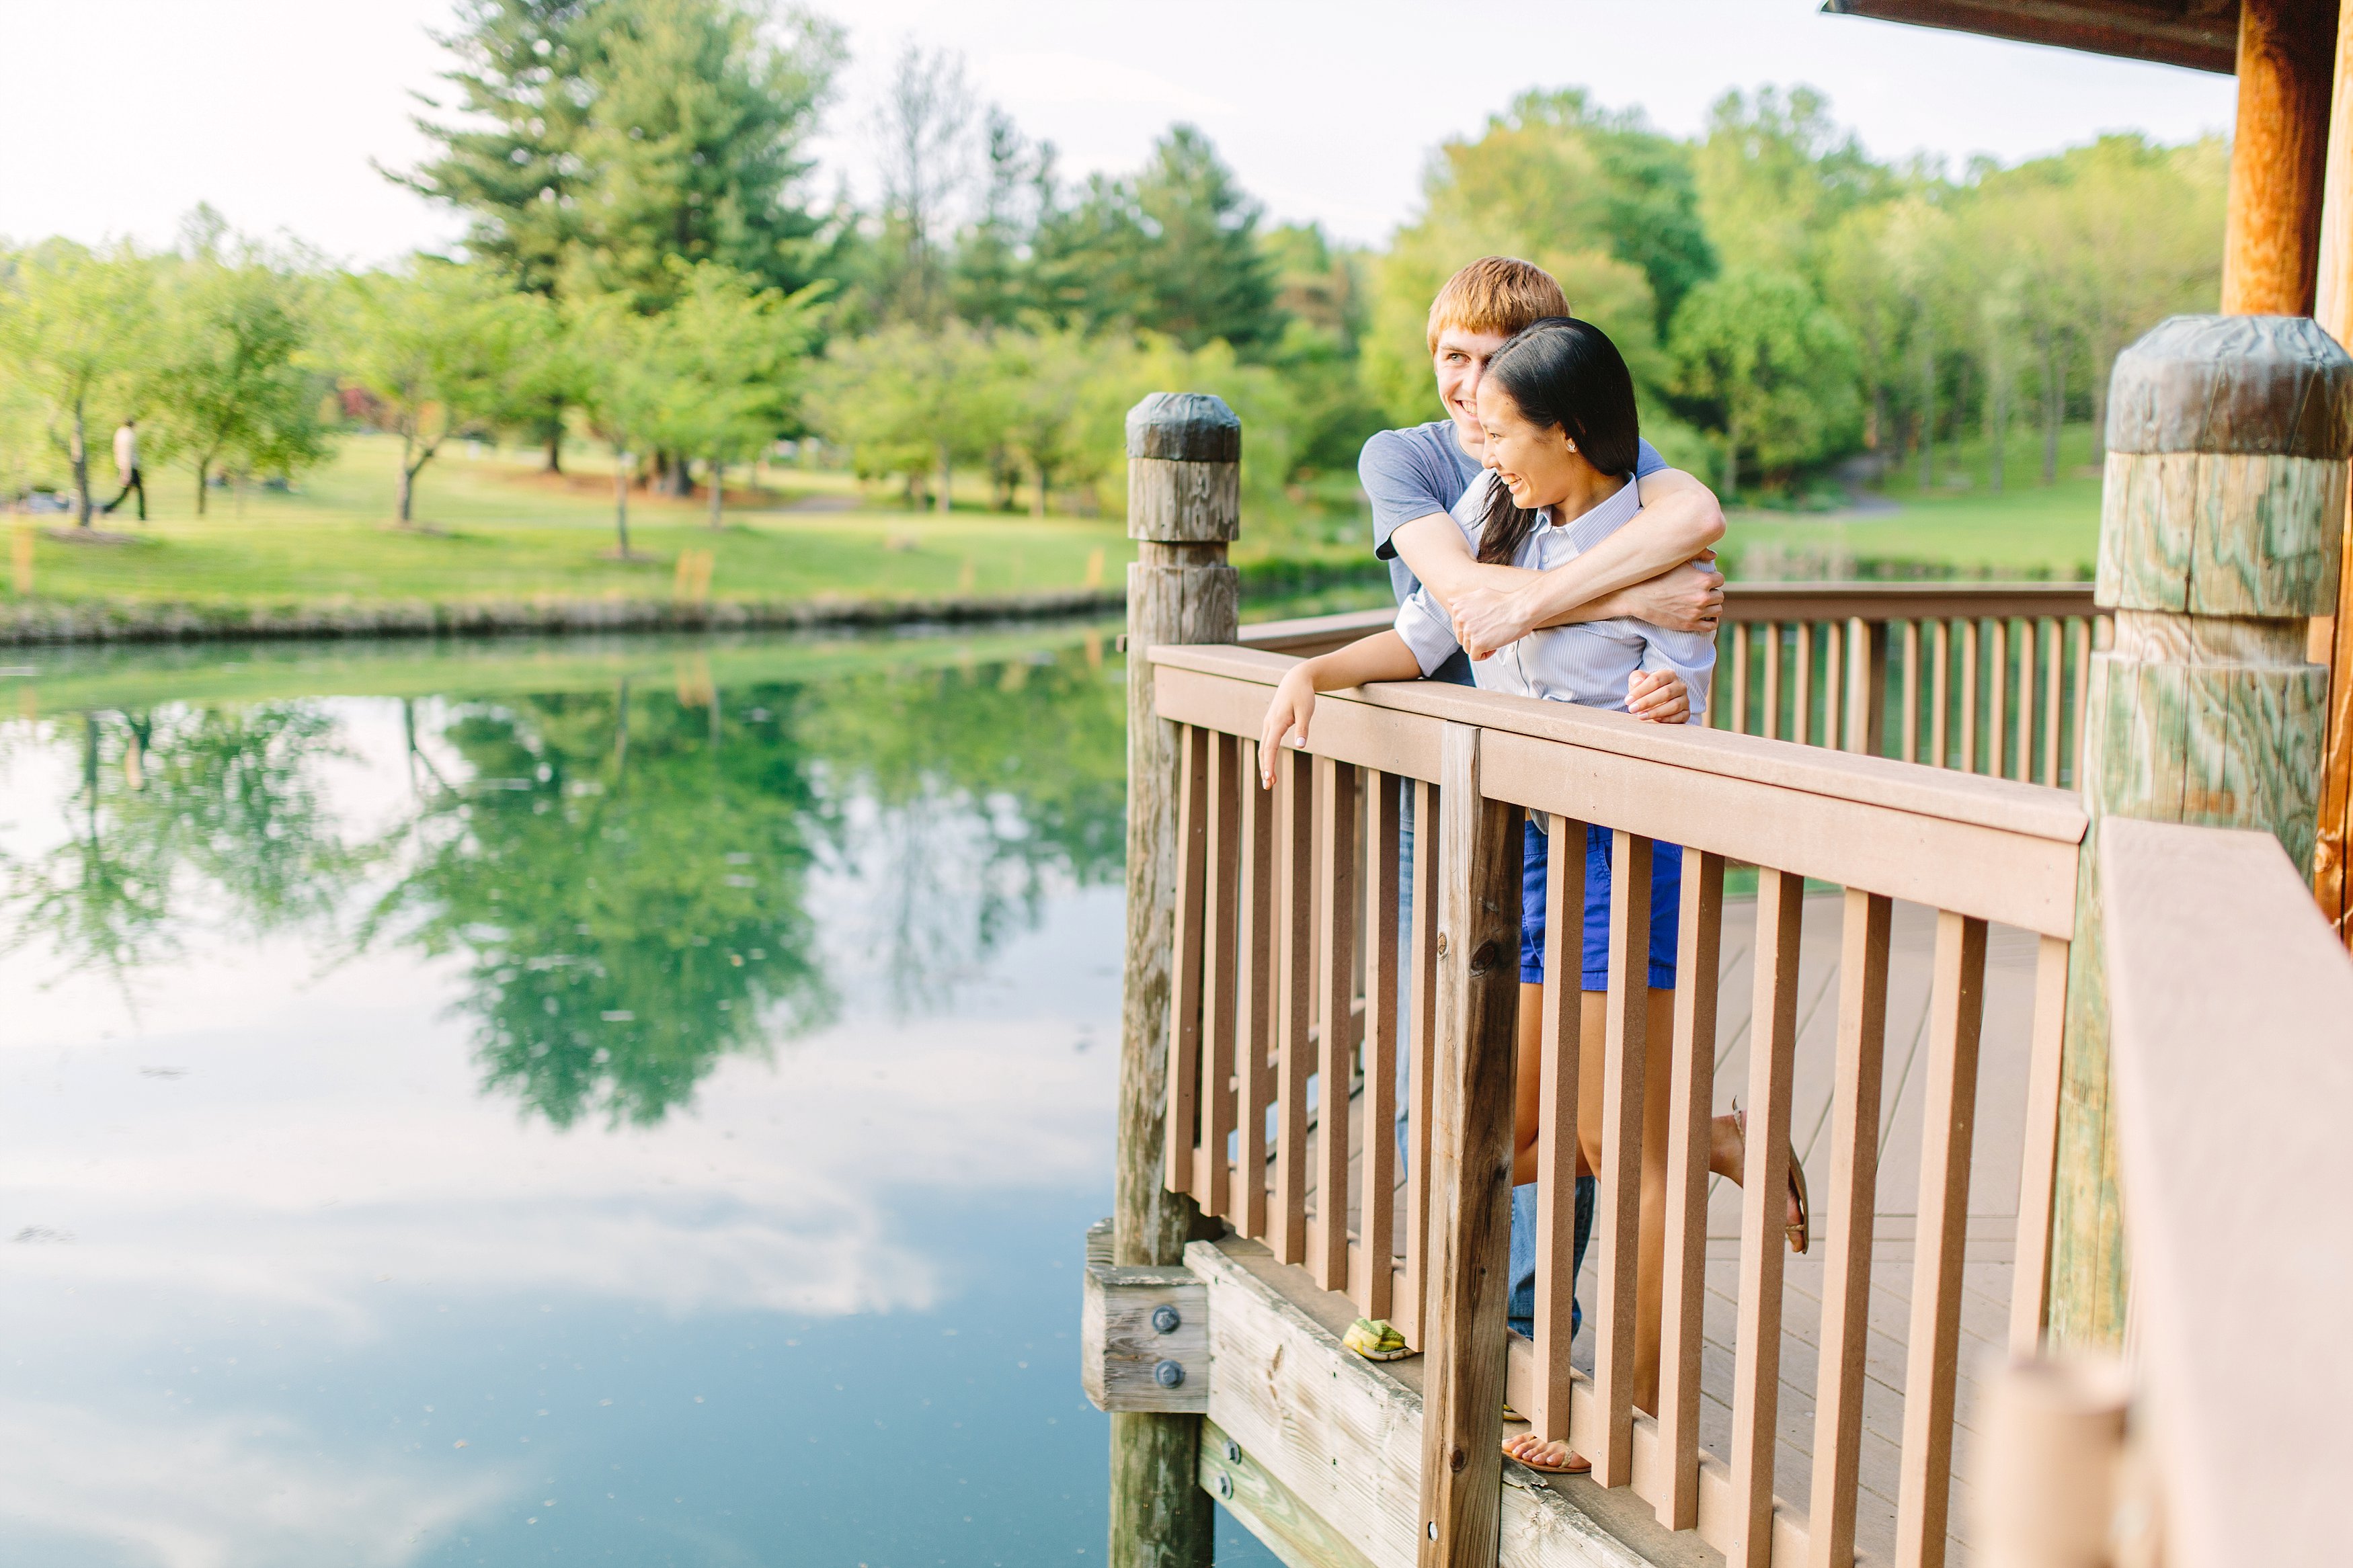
[1113,392,1239,1568]
[2046,316,2353,1350]
[2310,0,2353,938]
[1416,725,1522,1567]
[2222,0,2336,316]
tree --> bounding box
[868,42,973,325]
[988,328,1097,516]
[1669,267,1860,498]
[1125,126,1282,352]
[809,320,998,512]
[0,242,157,527]
[151,252,327,513]
[952,107,1048,329]
[334,262,547,524]
[559,0,845,308]
[565,292,667,554]
[641,259,826,526]
[1693,86,1892,284]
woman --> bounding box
[1258,317,1806,1474]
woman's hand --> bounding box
[1626,669,1691,725]
[1259,667,1319,784]
[1616,552,1725,634]
[1450,582,1540,661]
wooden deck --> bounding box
[1300,891,2039,1565]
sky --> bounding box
[0,0,2238,267]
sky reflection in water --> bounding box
[0,632,1272,1568]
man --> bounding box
[101,418,146,522]
[1360,258,1724,1418]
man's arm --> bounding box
[1446,468,1726,658]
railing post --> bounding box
[2046,316,2352,1350]
[1113,392,1239,1568]
[1417,723,1522,1567]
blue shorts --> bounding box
[1519,817,1681,991]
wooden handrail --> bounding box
[2099,818,2353,1568]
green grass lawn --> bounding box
[1721,421,2106,580]
[10,434,1138,609]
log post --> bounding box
[1113,392,1238,1568]
[2309,1,2353,939]
[2221,0,2336,317]
[2046,316,2353,1350]
[1416,723,1523,1567]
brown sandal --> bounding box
[1734,1106,1810,1255]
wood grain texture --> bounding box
[1166,724,1209,1196]
[1236,738,1274,1239]
[1892,913,1987,1568]
[1128,456,1244,543]
[1200,1418,1380,1568]
[1084,1264,1211,1413]
[1359,772,1402,1319]
[1417,723,1522,1568]
[1197,731,1242,1217]
[1274,747,1315,1266]
[2098,450,2347,617]
[1534,815,1587,1448]
[1592,829,1654,1487]
[1804,891,1891,1568]
[2314,0,2353,943]
[1654,852,1723,1532]
[2221,0,2337,318]
[2104,314,2353,457]
[1126,391,1242,463]
[1402,778,1441,1349]
[1729,868,1804,1568]
[1316,755,1360,1292]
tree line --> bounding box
[0,0,2227,548]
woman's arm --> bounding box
[1448,468,1727,657]
[1257,631,1425,786]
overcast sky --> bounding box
[0,0,2236,267]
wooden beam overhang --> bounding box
[1820,0,2241,73]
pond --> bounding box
[0,627,1278,1568]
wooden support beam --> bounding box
[2049,317,2353,1351]
[2310,0,2353,943]
[1084,1263,1211,1413]
[1416,724,1523,1568]
[1115,390,1240,1568]
[2222,0,2338,316]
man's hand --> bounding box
[1450,582,1540,662]
[1615,552,1725,634]
[1626,669,1691,725]
[1259,667,1319,784]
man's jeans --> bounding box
[1397,789,1595,1343]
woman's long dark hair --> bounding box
[1474,317,1641,565]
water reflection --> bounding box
[0,629,1220,1568]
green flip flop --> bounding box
[1341,1318,1413,1362]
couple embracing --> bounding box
[1258,258,1807,1475]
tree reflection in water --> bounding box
[1,641,1127,1125]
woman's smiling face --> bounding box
[1475,377,1579,511]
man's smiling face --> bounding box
[1433,325,1514,456]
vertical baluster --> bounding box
[1534,813,1588,1451]
[1958,619,1980,774]
[1164,724,1209,1194]
[1732,622,1752,734]
[1357,770,1401,1317]
[1400,778,1441,1346]
[1195,731,1242,1216]
[1592,829,1653,1487]
[1729,868,1804,1568]
[1272,745,1315,1265]
[2011,618,2033,784]
[1929,620,1950,770]
[2040,620,2063,786]
[1762,623,1784,741]
[1987,618,2009,780]
[1314,757,1359,1290]
[2069,617,2093,788]
[1235,737,1274,1238]
[1843,615,1876,753]
[1823,619,1845,753]
[2009,935,2071,1356]
[1655,850,1723,1531]
[1795,622,1816,747]
[1901,620,1922,763]
[1805,890,1892,1568]
[1893,911,1989,1568]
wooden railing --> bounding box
[1241,581,2106,788]
[1152,643,2083,1568]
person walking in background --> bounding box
[101,418,145,522]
